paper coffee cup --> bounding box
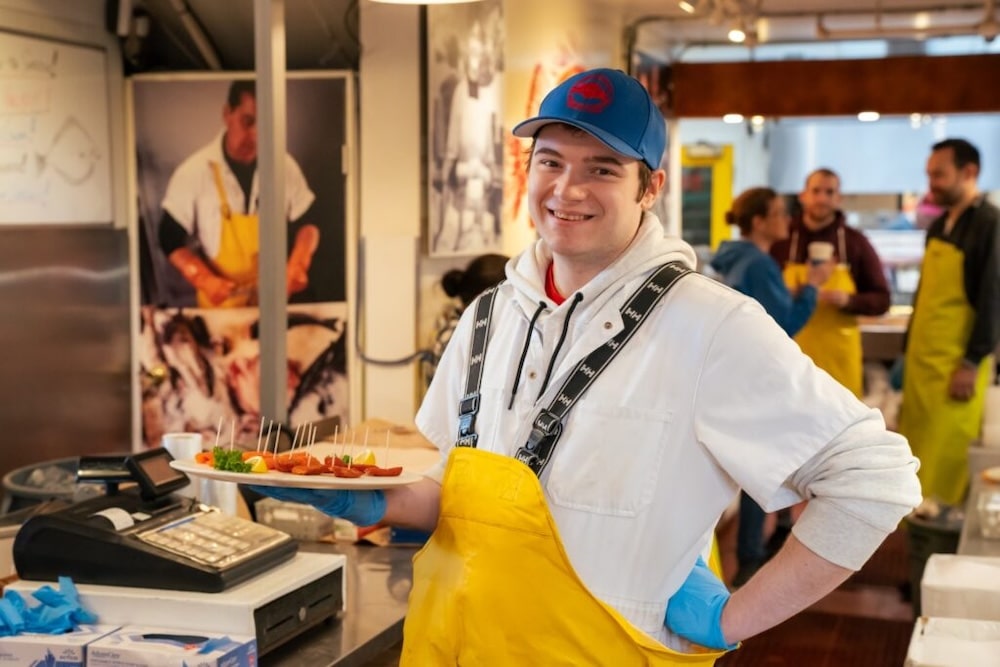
[808,241,834,263]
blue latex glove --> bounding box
[665,556,737,650]
[0,577,96,637]
[248,486,386,527]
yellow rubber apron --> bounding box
[783,228,863,397]
[197,162,259,308]
[898,237,992,505]
[401,447,725,666]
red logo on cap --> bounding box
[566,73,613,113]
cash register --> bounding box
[10,447,346,654]
[13,447,297,592]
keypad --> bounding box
[137,510,289,569]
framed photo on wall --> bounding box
[131,72,356,446]
[427,0,504,257]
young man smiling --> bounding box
[254,69,920,664]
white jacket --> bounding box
[416,213,920,644]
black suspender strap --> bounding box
[455,286,500,448]
[453,261,690,476]
[514,262,690,475]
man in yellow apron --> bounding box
[251,70,921,664]
[157,80,320,308]
[771,169,892,397]
[899,139,1000,506]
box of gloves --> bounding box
[86,625,256,667]
[0,624,120,666]
[905,616,1000,666]
[921,554,1000,620]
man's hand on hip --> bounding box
[949,363,978,401]
[665,556,737,650]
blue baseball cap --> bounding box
[512,68,666,170]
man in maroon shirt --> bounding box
[770,168,891,397]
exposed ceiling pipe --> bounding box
[816,0,998,42]
[167,0,223,69]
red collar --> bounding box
[545,262,566,305]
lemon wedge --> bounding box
[352,449,377,466]
[246,456,269,473]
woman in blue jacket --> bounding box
[710,187,832,586]
[711,187,831,336]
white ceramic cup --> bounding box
[807,241,834,264]
[161,432,203,461]
[161,432,202,498]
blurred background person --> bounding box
[423,253,508,388]
[712,187,831,337]
[899,138,1000,506]
[771,168,891,397]
[711,187,832,586]
[158,79,320,308]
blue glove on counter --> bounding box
[665,556,737,650]
[248,486,387,527]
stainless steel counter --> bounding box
[267,541,415,666]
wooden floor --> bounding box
[362,525,916,666]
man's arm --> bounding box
[383,477,442,532]
[719,420,919,643]
[720,534,851,643]
[167,246,236,306]
[842,230,891,315]
[286,221,320,296]
[964,210,1000,364]
[950,209,1000,399]
[283,155,319,296]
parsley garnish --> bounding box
[212,447,251,473]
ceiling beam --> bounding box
[661,53,1000,117]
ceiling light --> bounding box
[727,27,746,43]
[723,113,744,124]
[679,0,697,13]
[857,111,880,122]
[750,115,765,127]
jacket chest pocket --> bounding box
[544,399,671,517]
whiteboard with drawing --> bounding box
[0,31,113,224]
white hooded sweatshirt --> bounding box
[416,212,920,645]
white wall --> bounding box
[769,114,1000,194]
[357,2,422,424]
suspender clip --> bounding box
[526,410,562,451]
[457,392,480,438]
[459,392,480,416]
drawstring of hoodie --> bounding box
[508,301,547,409]
[507,292,584,409]
[538,292,584,401]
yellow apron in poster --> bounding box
[899,238,992,506]
[197,162,260,308]
[401,447,727,666]
[783,228,863,397]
